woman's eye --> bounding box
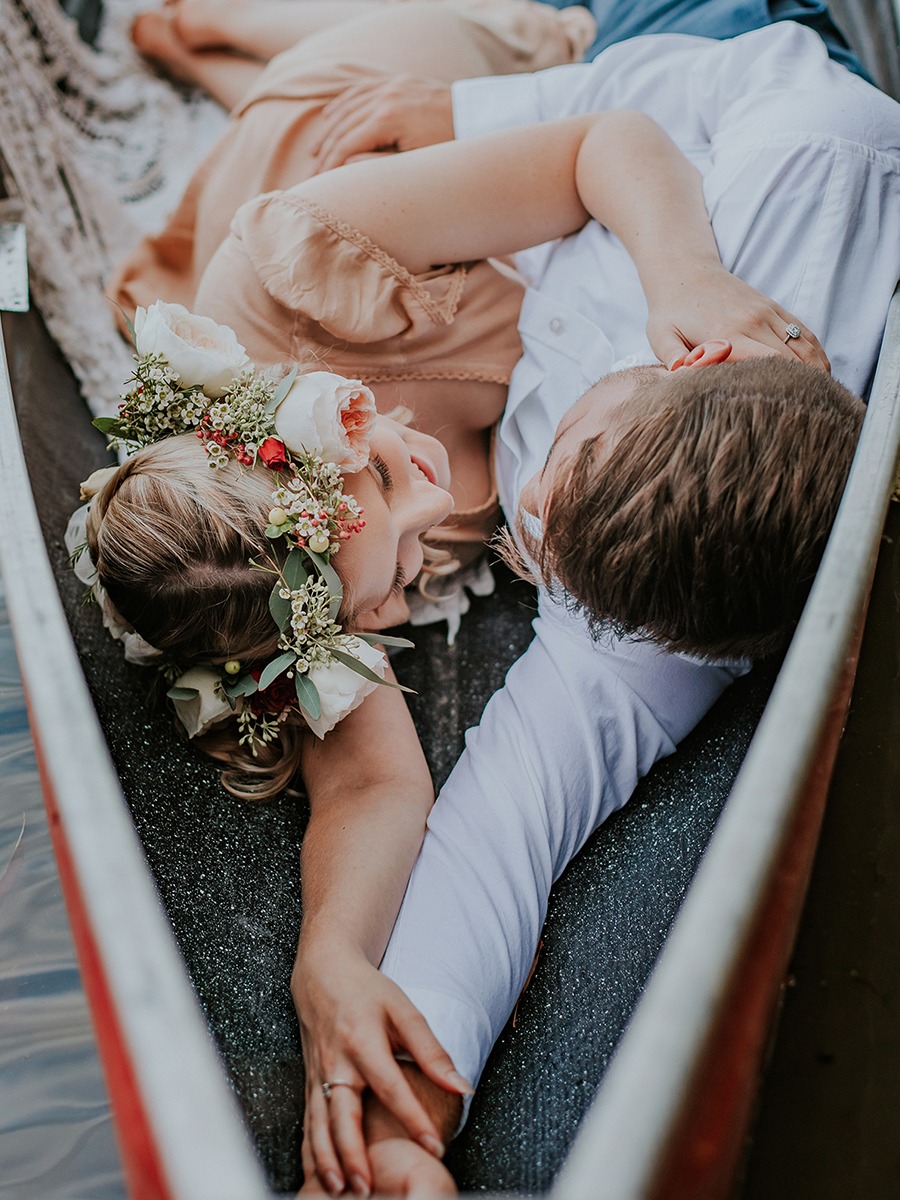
[392,562,406,594]
[372,454,393,492]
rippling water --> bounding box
[0,584,123,1197]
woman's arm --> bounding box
[294,665,469,1195]
[296,112,827,370]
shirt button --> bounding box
[549,317,563,334]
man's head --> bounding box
[515,352,865,660]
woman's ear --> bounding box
[355,589,411,633]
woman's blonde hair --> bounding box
[86,435,310,798]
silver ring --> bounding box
[322,1080,355,1100]
[784,323,802,342]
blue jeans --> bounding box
[542,0,870,82]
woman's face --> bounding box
[335,416,454,629]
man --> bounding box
[305,20,900,1194]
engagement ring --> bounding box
[321,1080,355,1100]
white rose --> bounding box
[79,465,119,500]
[274,372,376,473]
[169,666,233,738]
[304,639,387,738]
[133,301,250,399]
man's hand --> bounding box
[293,946,471,1195]
[311,76,454,173]
[362,1063,462,1197]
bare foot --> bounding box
[172,0,245,51]
[131,11,204,84]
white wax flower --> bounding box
[304,639,386,738]
[169,666,233,739]
[133,301,250,399]
[274,372,376,473]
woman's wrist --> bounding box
[641,251,723,303]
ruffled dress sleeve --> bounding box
[197,188,524,385]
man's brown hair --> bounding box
[523,358,864,660]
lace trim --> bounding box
[336,364,512,385]
[281,194,469,327]
[0,0,227,413]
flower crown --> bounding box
[68,301,412,751]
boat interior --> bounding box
[1,1,900,1197]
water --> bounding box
[0,583,123,1198]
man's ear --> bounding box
[355,589,411,633]
[669,340,733,370]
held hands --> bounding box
[292,944,472,1196]
[645,258,830,373]
[311,77,454,174]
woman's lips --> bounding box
[410,453,437,486]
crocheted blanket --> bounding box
[0,0,226,410]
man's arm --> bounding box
[380,603,742,1094]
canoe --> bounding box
[2,4,900,1198]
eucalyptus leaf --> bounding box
[265,524,284,539]
[267,365,299,413]
[92,417,129,436]
[306,550,343,617]
[223,674,259,699]
[282,549,309,592]
[353,631,415,650]
[166,686,199,700]
[258,651,297,691]
[268,584,292,632]
[294,672,322,721]
[329,648,414,693]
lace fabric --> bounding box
[0,0,226,411]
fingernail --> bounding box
[447,1069,475,1095]
[324,1171,344,1196]
[419,1133,445,1158]
[349,1174,370,1198]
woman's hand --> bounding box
[645,258,830,372]
[293,944,472,1196]
[311,76,454,173]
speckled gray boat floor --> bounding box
[5,294,778,1193]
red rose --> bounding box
[249,668,295,715]
[258,437,289,471]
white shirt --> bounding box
[381,24,900,1091]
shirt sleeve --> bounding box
[380,602,743,1091]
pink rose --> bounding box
[274,372,376,472]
